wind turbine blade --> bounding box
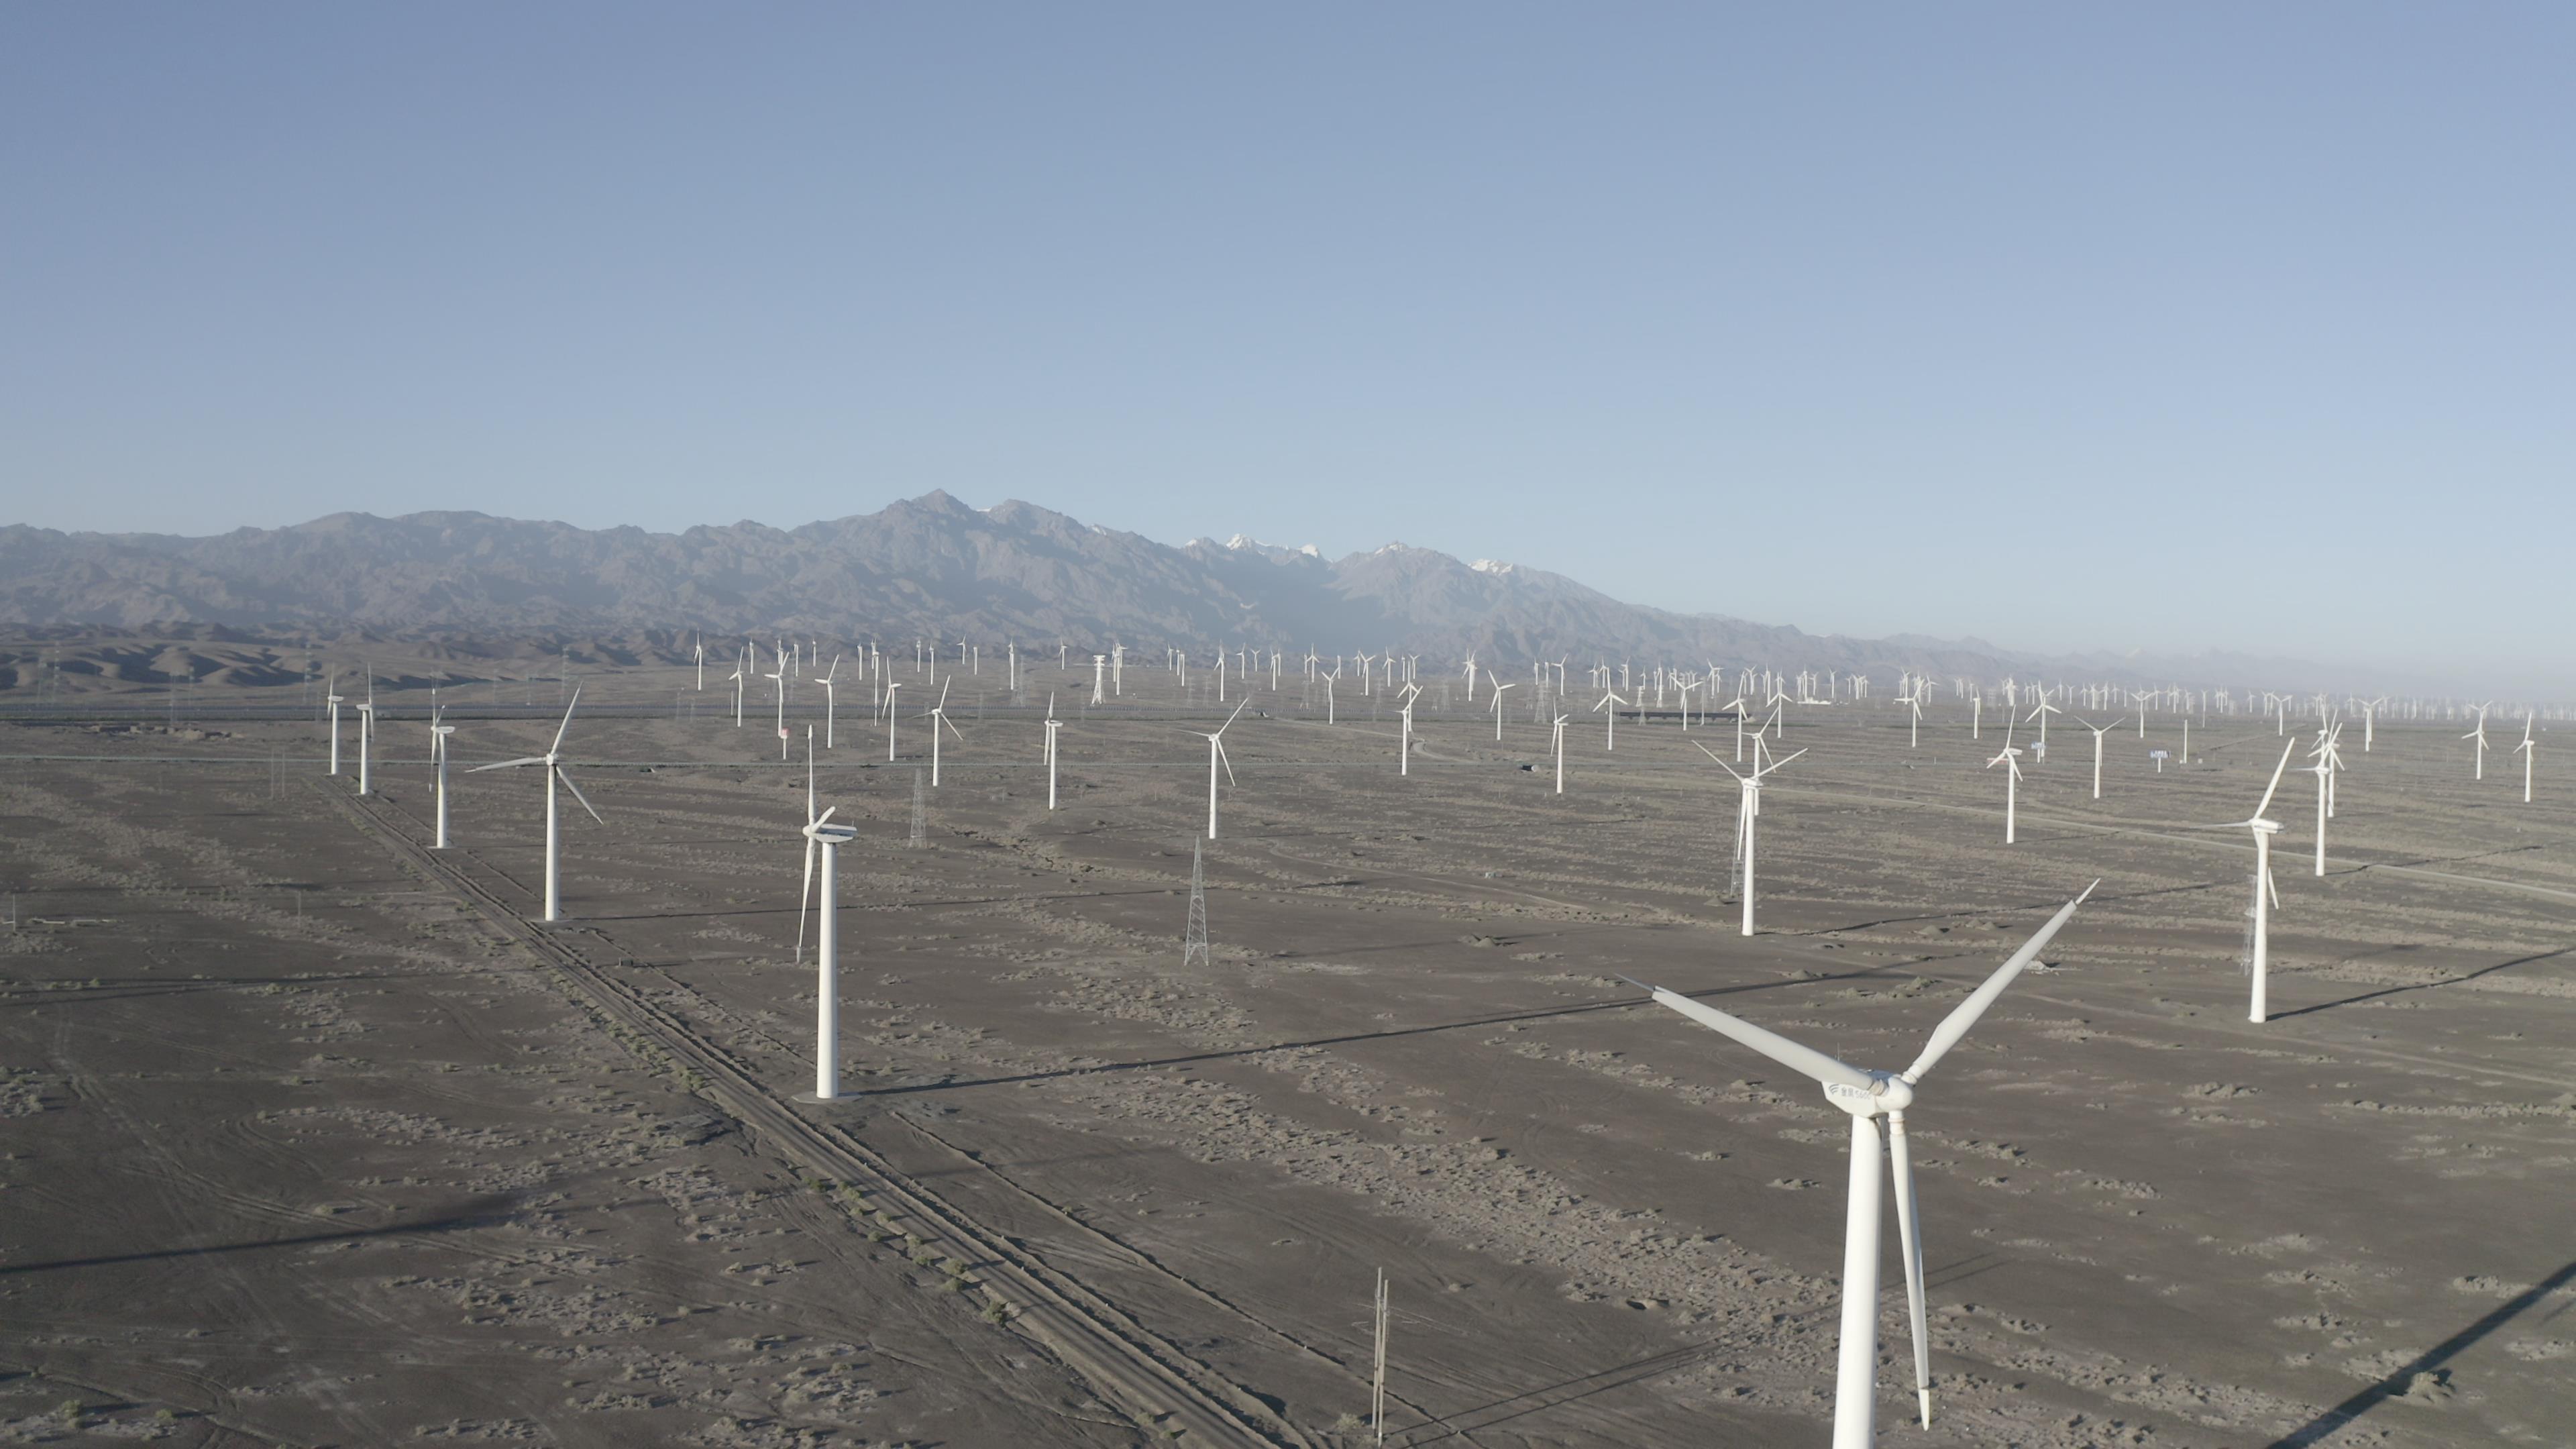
[468,756,549,772]
[2251,739,2297,820]
[1644,987,1875,1089]
[796,833,816,964]
[1216,737,1237,787]
[557,767,604,824]
[1691,739,1746,782]
[1890,1122,1933,1429]
[551,688,582,755]
[1218,698,1249,734]
[1758,747,1807,775]
[1902,882,2094,1082]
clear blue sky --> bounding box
[4,6,2569,689]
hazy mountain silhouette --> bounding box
[0,492,2296,684]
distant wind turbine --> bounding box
[469,689,603,923]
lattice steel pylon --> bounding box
[909,767,927,848]
[1183,840,1209,968]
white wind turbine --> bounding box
[2204,739,2296,1022]
[468,689,603,923]
[1399,683,1419,775]
[353,678,376,796]
[1986,735,2025,844]
[2078,716,2123,800]
[325,672,345,775]
[1323,666,1341,724]
[1905,692,1923,749]
[794,793,859,1102]
[2306,724,2346,876]
[1625,883,2093,1448]
[694,635,704,691]
[1595,689,1628,751]
[1552,712,1570,794]
[2515,714,2536,803]
[1696,737,1805,937]
[2464,704,2491,780]
[1489,680,1518,741]
[814,655,841,749]
[1723,694,1749,761]
[924,679,964,786]
[429,707,456,849]
[883,681,904,761]
[728,650,747,727]
[1043,693,1062,810]
[2025,686,2059,752]
[1191,699,1250,839]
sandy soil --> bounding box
[3,657,2570,1446]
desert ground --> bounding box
[3,645,2571,1447]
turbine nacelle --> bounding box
[1823,1073,1915,1117]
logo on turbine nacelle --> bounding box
[1823,1081,1882,1116]
[1823,1076,1910,1116]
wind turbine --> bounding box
[325,673,344,775]
[1399,683,1419,775]
[1627,883,2094,1449]
[1489,681,1518,741]
[694,635,704,691]
[2078,716,2123,800]
[1191,700,1249,839]
[2515,714,2536,803]
[468,689,603,923]
[794,799,859,1102]
[2025,686,2059,752]
[1696,738,1804,936]
[924,680,964,786]
[728,651,746,727]
[1905,692,1923,749]
[2306,724,2346,875]
[814,655,841,749]
[353,678,376,796]
[429,707,455,849]
[2205,740,2296,1022]
[1986,737,2025,844]
[1723,694,1749,761]
[1552,712,1570,794]
[1595,690,1627,751]
[2465,704,2491,780]
[883,681,904,761]
[1044,694,1062,810]
[1323,666,1341,725]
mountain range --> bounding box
[0,492,2377,691]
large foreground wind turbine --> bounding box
[1628,882,2094,1449]
[469,690,604,922]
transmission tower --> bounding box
[1183,840,1208,968]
